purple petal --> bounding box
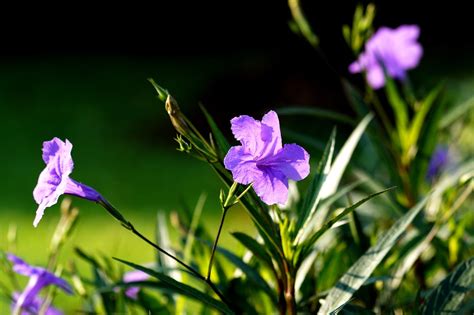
[349,24,422,88]
[8,254,73,295]
[348,61,362,74]
[42,138,62,164]
[7,254,34,276]
[224,146,264,185]
[230,115,273,157]
[125,287,141,300]
[396,24,420,42]
[42,138,74,175]
[64,178,101,201]
[366,65,385,89]
[124,270,149,283]
[33,138,101,227]
[33,166,62,204]
[252,168,288,205]
[264,144,310,181]
[123,270,149,300]
[33,168,68,227]
[426,146,450,181]
[12,292,64,315]
[260,111,282,155]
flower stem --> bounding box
[207,207,229,281]
[129,224,201,278]
[97,198,233,309]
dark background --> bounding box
[1,1,472,117]
[1,1,472,56]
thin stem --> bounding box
[367,85,394,135]
[129,224,201,279]
[207,208,229,280]
[131,222,234,308]
[97,199,233,309]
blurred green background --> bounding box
[0,1,473,312]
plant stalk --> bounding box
[97,198,233,310]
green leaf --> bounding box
[209,161,285,274]
[277,106,354,125]
[318,180,365,211]
[199,104,231,158]
[319,114,373,199]
[420,257,474,314]
[148,78,169,102]
[384,73,408,133]
[75,248,118,313]
[353,169,402,217]
[409,91,447,194]
[113,258,234,315]
[231,232,274,270]
[318,195,428,314]
[406,85,442,150]
[299,187,394,265]
[288,0,319,48]
[377,225,439,307]
[342,79,370,117]
[318,160,474,314]
[215,246,277,303]
[439,95,474,129]
[294,130,336,245]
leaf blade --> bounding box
[113,258,234,315]
[420,257,474,314]
[318,161,474,314]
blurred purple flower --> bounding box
[123,270,149,300]
[12,292,63,315]
[224,111,310,205]
[8,254,72,314]
[426,146,449,182]
[349,25,423,89]
[33,137,101,227]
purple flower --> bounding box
[123,270,149,300]
[349,25,423,89]
[33,137,101,227]
[8,254,72,314]
[426,146,449,182]
[224,111,310,205]
[12,292,63,315]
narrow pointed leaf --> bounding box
[200,104,231,158]
[299,187,394,264]
[288,0,319,47]
[439,95,474,129]
[318,161,474,314]
[113,258,234,314]
[377,225,439,307]
[319,114,373,199]
[407,85,442,149]
[384,73,408,132]
[420,257,474,314]
[318,196,428,314]
[294,130,335,244]
[231,232,273,270]
[215,246,277,303]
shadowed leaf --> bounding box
[420,257,474,314]
[113,258,234,315]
